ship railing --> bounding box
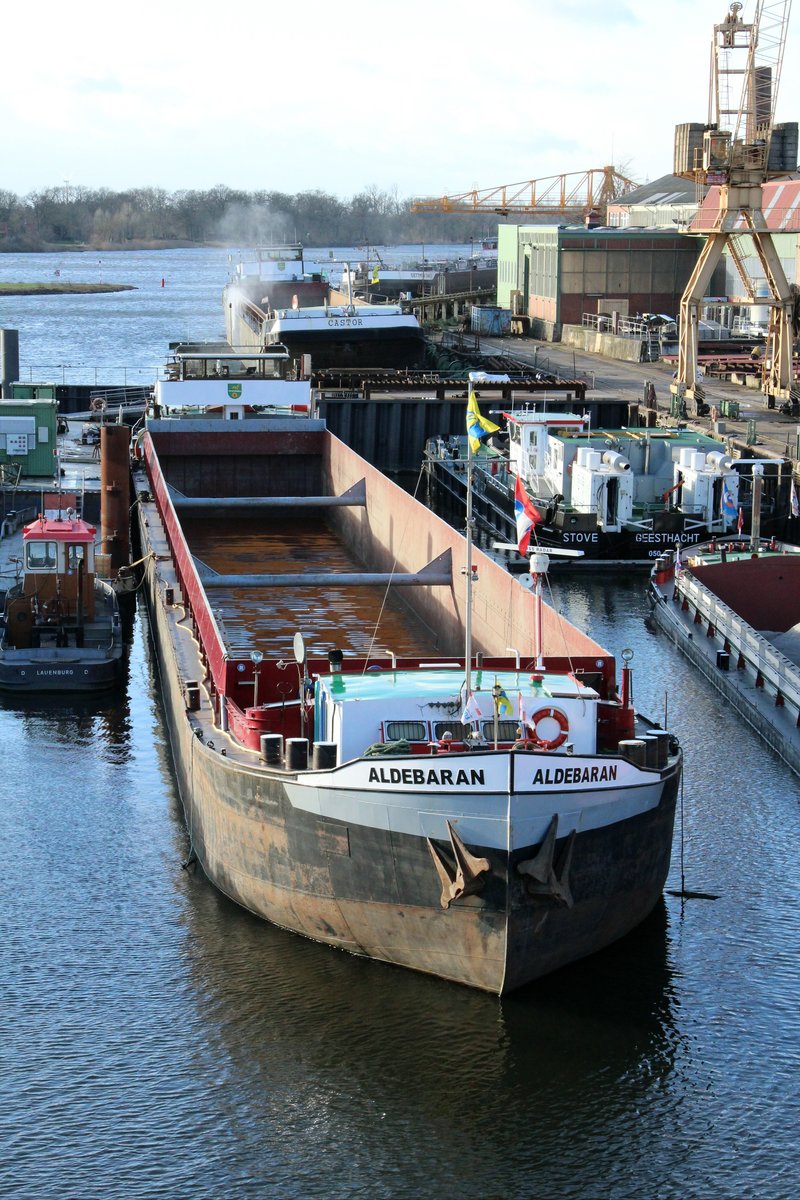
[88,386,151,414]
[141,434,229,694]
[676,571,800,710]
[239,295,265,321]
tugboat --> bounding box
[0,510,124,691]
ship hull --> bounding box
[268,327,427,371]
[648,540,800,777]
[425,431,782,567]
[144,549,677,993]
[0,578,124,693]
[428,456,737,566]
[137,415,679,993]
[0,655,122,691]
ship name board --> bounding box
[634,531,701,544]
[368,766,485,787]
[327,317,364,328]
[365,762,619,788]
[530,764,617,785]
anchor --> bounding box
[426,820,491,910]
[516,814,576,907]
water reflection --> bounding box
[170,839,680,1197]
[0,667,133,756]
[0,249,796,1198]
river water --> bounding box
[1,250,798,1200]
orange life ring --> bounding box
[528,706,569,750]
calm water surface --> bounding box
[0,252,798,1199]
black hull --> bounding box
[0,656,123,692]
[427,458,748,566]
[275,329,427,371]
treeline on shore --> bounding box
[0,184,498,251]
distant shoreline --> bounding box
[0,283,137,296]
[0,240,212,255]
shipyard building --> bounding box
[496,173,800,343]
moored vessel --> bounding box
[648,518,800,775]
[342,250,497,300]
[427,401,761,566]
[224,246,427,371]
[133,346,681,992]
[224,244,331,322]
[260,300,427,370]
[0,509,124,691]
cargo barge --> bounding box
[133,345,681,993]
[648,532,800,776]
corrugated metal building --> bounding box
[692,177,800,233]
[0,399,58,477]
[498,224,712,339]
[607,174,702,229]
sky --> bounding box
[2,0,798,202]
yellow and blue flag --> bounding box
[494,682,512,715]
[466,389,500,453]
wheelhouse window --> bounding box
[481,720,519,741]
[385,720,427,743]
[433,721,472,741]
[67,544,87,571]
[25,541,57,570]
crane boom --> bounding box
[410,166,637,217]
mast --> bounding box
[529,551,549,671]
[465,431,474,695]
[750,463,764,550]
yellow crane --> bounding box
[674,0,797,404]
[410,166,638,219]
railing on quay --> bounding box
[17,364,162,387]
[677,567,800,711]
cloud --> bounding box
[555,0,640,26]
[0,0,796,196]
[74,77,127,96]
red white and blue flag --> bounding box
[514,476,542,555]
[461,691,485,724]
[720,483,737,526]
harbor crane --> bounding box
[410,166,637,220]
[673,0,798,406]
